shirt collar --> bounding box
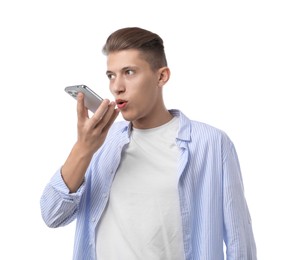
[120,109,192,142]
[169,109,191,142]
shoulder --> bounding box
[190,121,233,156]
[190,120,228,140]
[173,109,231,143]
[172,110,235,160]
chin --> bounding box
[120,110,143,124]
[120,111,135,122]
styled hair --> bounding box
[102,27,167,70]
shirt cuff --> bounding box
[50,168,86,199]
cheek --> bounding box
[109,81,117,94]
[129,76,158,103]
[109,87,115,96]
[136,86,158,111]
[134,82,154,101]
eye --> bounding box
[106,73,115,80]
[125,69,134,76]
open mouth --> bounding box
[116,99,128,109]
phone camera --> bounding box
[68,90,78,97]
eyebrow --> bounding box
[106,66,137,75]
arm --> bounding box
[61,93,119,193]
[223,142,257,260]
[40,93,119,227]
[40,168,86,228]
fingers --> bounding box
[90,100,117,129]
[76,92,119,132]
[102,107,120,133]
[77,93,89,121]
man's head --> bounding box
[103,27,171,129]
[102,27,167,71]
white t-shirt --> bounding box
[96,117,185,260]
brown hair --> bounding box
[102,27,167,70]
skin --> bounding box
[61,49,172,193]
[107,49,172,129]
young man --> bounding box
[40,27,257,260]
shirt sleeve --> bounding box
[40,168,86,228]
[223,141,257,260]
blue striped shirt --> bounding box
[40,109,257,260]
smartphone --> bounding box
[65,85,103,113]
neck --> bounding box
[132,109,173,129]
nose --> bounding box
[110,76,125,95]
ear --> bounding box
[157,67,170,87]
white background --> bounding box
[0,0,293,259]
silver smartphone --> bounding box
[65,85,104,113]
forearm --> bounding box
[61,96,119,193]
[61,142,95,193]
[223,143,257,259]
[224,197,257,260]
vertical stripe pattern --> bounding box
[40,110,256,260]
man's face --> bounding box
[107,49,164,128]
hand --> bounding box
[76,92,119,155]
